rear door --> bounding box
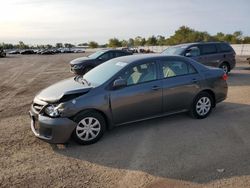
[160,58,201,113]
[110,61,163,125]
[199,44,219,67]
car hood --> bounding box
[36,77,92,103]
[70,57,95,65]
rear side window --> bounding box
[115,52,125,57]
[217,43,232,52]
[200,44,217,55]
[161,60,197,78]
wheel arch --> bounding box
[219,61,230,72]
[71,108,112,130]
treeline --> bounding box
[1,26,250,49]
[0,41,75,50]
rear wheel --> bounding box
[219,63,229,74]
[72,111,106,145]
[190,92,213,119]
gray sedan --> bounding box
[29,54,228,145]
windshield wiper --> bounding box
[74,76,90,86]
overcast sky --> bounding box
[0,0,249,45]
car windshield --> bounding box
[88,50,106,59]
[83,59,128,86]
[161,46,186,55]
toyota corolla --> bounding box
[29,54,228,145]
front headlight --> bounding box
[45,104,64,117]
[73,64,83,69]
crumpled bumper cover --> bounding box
[29,109,77,144]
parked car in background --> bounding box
[162,42,236,74]
[247,57,250,65]
[0,48,6,57]
[20,49,35,55]
[30,54,228,145]
[39,49,55,55]
[73,49,85,53]
[70,49,133,75]
[8,50,20,54]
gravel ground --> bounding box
[0,54,250,188]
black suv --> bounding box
[162,42,236,74]
[0,48,6,57]
[70,49,133,75]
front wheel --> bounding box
[190,92,213,119]
[72,111,106,145]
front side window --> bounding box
[88,51,105,59]
[119,62,157,86]
[186,46,200,57]
[161,60,197,78]
[161,46,187,55]
[99,52,110,61]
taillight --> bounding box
[222,73,228,81]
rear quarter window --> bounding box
[200,44,217,55]
[217,43,233,53]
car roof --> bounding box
[111,54,186,64]
[100,49,129,53]
[173,41,229,48]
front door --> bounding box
[110,61,163,125]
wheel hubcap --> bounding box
[221,65,228,73]
[76,117,101,141]
[196,97,211,116]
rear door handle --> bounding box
[152,86,161,90]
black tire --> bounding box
[72,111,106,145]
[219,63,230,74]
[190,92,213,119]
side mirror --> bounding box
[185,52,192,57]
[113,78,127,89]
[98,57,103,61]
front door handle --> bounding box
[192,78,198,83]
[152,86,161,90]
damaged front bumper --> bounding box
[29,105,77,144]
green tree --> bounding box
[146,35,157,46]
[215,32,225,41]
[156,35,166,45]
[45,44,53,49]
[88,41,99,48]
[134,36,146,46]
[18,41,29,49]
[127,38,134,47]
[121,40,128,47]
[64,43,74,48]
[243,36,250,44]
[108,38,122,48]
[56,43,63,48]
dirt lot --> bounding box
[0,54,250,188]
